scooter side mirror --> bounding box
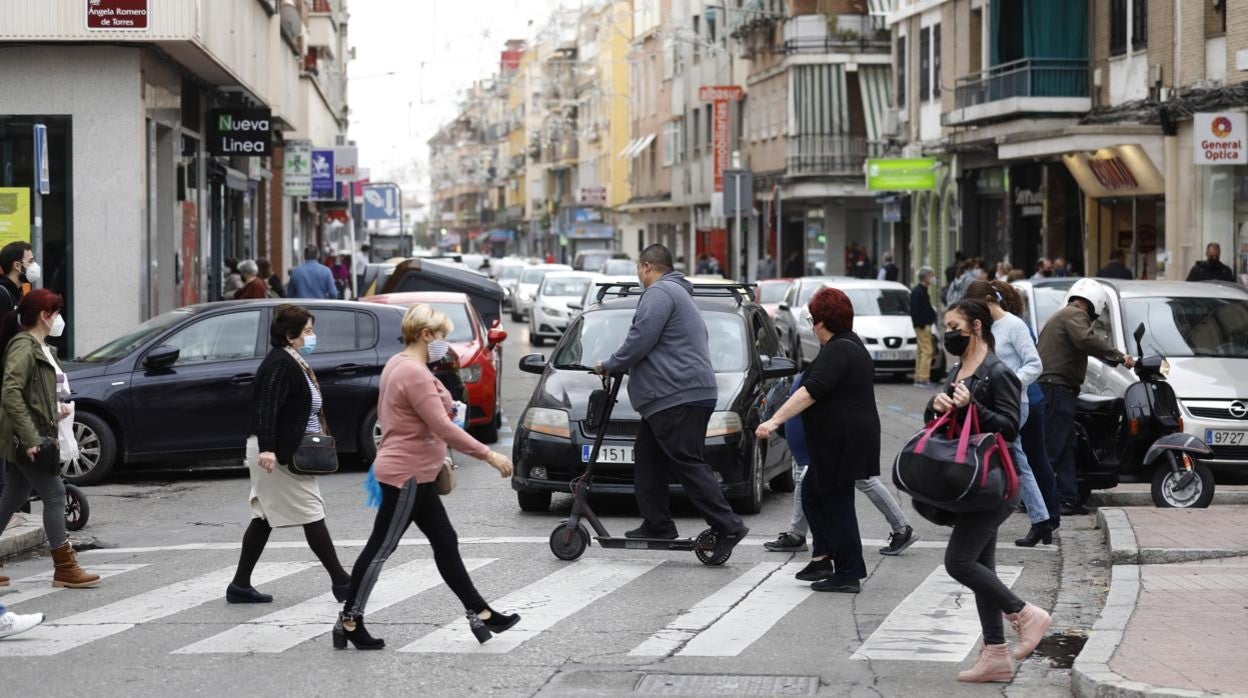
[1133,322,1146,357]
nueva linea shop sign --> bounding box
[1194,112,1248,165]
[207,109,273,156]
[865,158,937,191]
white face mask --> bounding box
[22,261,41,285]
[49,313,65,338]
[427,338,450,363]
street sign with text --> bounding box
[363,183,402,222]
[283,139,312,197]
[207,109,272,156]
[310,149,336,200]
[33,124,50,195]
[332,146,360,183]
[866,158,938,191]
[86,0,149,30]
[701,86,744,194]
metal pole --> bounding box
[776,185,783,278]
[735,172,744,282]
[1131,196,1138,279]
[31,124,45,289]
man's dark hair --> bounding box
[1109,248,1125,262]
[638,244,673,272]
[270,304,314,348]
[304,245,320,262]
[0,242,31,276]
[257,258,273,277]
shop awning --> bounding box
[867,0,894,14]
[1061,144,1165,198]
[626,133,656,160]
[791,64,849,136]
[857,64,892,143]
[568,223,615,240]
[617,137,642,159]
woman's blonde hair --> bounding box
[401,303,453,346]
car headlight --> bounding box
[541,305,564,318]
[1159,358,1170,378]
[705,411,741,438]
[519,291,532,301]
[522,408,570,438]
[460,364,483,383]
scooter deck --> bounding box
[595,536,699,551]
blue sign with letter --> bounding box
[310,149,335,200]
[33,124,50,195]
[362,183,401,221]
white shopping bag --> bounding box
[58,401,80,464]
[452,400,468,429]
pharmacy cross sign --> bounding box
[86,0,149,30]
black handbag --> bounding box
[289,431,338,475]
[892,404,1019,514]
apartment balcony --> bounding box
[785,135,883,177]
[946,58,1091,126]
[782,13,889,55]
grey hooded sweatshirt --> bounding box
[601,271,718,418]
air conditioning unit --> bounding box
[882,110,900,137]
[1149,64,1163,86]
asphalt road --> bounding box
[0,315,1085,696]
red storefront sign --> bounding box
[86,0,149,30]
[700,86,743,193]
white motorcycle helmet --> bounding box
[1064,278,1111,318]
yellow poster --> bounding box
[0,188,31,246]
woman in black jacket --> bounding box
[226,304,351,604]
[927,300,1051,683]
[756,287,877,593]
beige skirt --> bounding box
[246,435,326,528]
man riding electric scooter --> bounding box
[594,244,749,563]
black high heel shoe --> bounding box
[466,607,521,644]
[332,612,385,650]
[1014,521,1054,548]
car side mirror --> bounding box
[487,328,508,347]
[778,304,789,312]
[519,353,548,375]
[567,301,583,311]
[761,355,798,379]
[143,345,180,370]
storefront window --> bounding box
[1203,167,1235,278]
[1234,167,1248,285]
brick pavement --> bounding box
[1109,557,1248,695]
[1123,505,1248,551]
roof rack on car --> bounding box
[593,281,755,305]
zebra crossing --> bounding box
[0,548,1032,661]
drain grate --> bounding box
[634,674,819,696]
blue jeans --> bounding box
[1012,403,1049,525]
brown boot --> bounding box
[1006,602,1053,660]
[957,643,1014,683]
[50,542,100,588]
[0,574,8,587]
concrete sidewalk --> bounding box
[0,512,47,560]
[1074,506,1248,697]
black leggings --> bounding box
[944,503,1026,645]
[232,517,350,588]
[344,479,485,616]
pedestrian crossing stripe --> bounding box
[0,559,1030,660]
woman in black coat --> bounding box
[226,304,351,604]
[925,300,1051,684]
[756,286,877,593]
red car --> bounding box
[756,278,795,320]
[362,292,508,442]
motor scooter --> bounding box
[1073,323,1214,508]
[18,478,90,531]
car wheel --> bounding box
[769,453,796,493]
[731,442,766,515]
[531,333,545,347]
[1151,460,1215,508]
[63,411,118,486]
[517,490,552,512]
[511,311,523,323]
[358,407,380,465]
[471,419,499,444]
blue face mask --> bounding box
[299,333,317,356]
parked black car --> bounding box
[511,283,799,514]
[62,300,408,485]
[377,258,505,328]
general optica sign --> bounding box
[1194,112,1247,165]
[86,0,149,30]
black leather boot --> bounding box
[1014,521,1054,548]
[332,612,385,650]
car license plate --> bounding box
[1205,429,1246,446]
[581,444,634,463]
[875,350,907,361]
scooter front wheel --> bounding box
[549,522,589,561]
[64,483,89,531]
[1151,459,1215,508]
[695,528,728,566]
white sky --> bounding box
[347,0,572,205]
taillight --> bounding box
[1128,418,1140,435]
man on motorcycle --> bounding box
[1036,279,1135,515]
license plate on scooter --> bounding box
[581,445,635,463]
[1205,429,1246,446]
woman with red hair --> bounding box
[756,286,879,593]
[0,290,99,588]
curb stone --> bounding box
[0,514,47,560]
[1071,565,1207,698]
[1097,508,1138,565]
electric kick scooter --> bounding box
[548,370,730,566]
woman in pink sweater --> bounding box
[334,304,515,650]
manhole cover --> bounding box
[634,674,819,696]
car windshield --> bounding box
[553,309,747,373]
[797,281,824,306]
[521,268,551,285]
[758,282,790,304]
[499,266,524,281]
[845,289,910,316]
[541,277,592,298]
[79,309,194,363]
[579,253,612,269]
[427,303,476,343]
[601,259,634,275]
[1031,286,1069,327]
[1122,296,1248,359]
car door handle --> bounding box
[228,373,255,385]
[333,363,363,375]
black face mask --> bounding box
[944,329,971,356]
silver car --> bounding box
[1016,278,1248,468]
[773,276,851,363]
[529,271,599,345]
[511,264,572,322]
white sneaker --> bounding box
[0,611,45,639]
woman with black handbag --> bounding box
[926,299,1051,683]
[226,304,351,604]
[334,304,516,651]
[0,289,99,588]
